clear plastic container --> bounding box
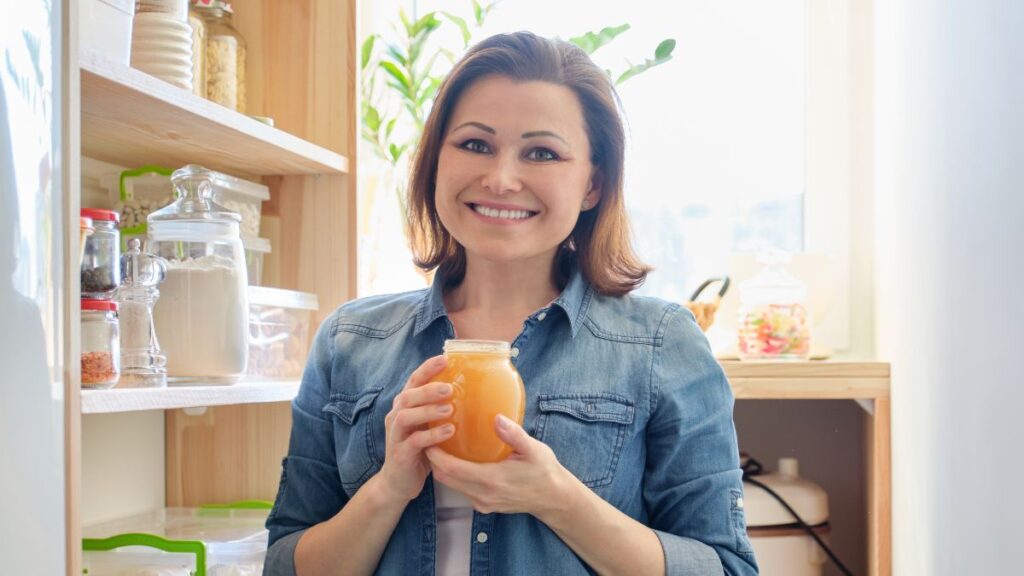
[82,507,270,576]
[81,300,121,389]
[242,235,271,286]
[246,286,318,378]
[81,209,122,299]
[429,340,526,463]
[195,0,247,112]
[211,172,269,238]
[737,252,812,360]
[148,165,249,384]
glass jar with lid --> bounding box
[80,209,121,299]
[148,164,249,384]
[81,299,121,389]
[194,0,246,112]
[737,251,812,361]
[428,340,526,463]
[188,3,207,97]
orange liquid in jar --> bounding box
[429,343,526,463]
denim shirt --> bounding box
[264,267,759,576]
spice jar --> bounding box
[737,251,812,361]
[188,4,207,97]
[79,216,94,267]
[429,340,526,463]
[81,209,121,299]
[81,299,121,389]
[117,238,168,387]
[148,164,249,384]
[194,0,246,112]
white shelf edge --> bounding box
[81,378,300,414]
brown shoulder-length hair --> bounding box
[407,31,651,296]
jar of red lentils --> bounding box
[81,299,121,389]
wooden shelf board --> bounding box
[722,361,891,400]
[81,378,300,414]
[80,50,348,176]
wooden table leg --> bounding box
[867,397,892,576]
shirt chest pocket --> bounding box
[322,388,384,493]
[533,394,635,489]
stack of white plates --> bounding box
[131,12,193,90]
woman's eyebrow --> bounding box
[521,130,568,145]
[452,121,495,134]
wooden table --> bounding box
[720,361,891,576]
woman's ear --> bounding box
[582,172,603,211]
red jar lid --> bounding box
[81,299,119,312]
[81,208,120,224]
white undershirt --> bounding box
[434,480,474,576]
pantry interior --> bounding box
[62,1,892,575]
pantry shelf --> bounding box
[81,378,300,414]
[79,49,349,176]
[721,361,890,400]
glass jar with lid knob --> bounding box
[737,251,812,361]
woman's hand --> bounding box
[425,414,574,518]
[375,355,457,503]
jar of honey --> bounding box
[431,340,526,463]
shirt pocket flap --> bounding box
[538,394,635,425]
[322,388,383,425]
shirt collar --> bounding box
[413,263,594,338]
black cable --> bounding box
[741,458,856,576]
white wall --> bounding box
[874,1,1024,573]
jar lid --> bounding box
[148,164,242,227]
[82,299,119,312]
[193,0,233,13]
[443,340,510,355]
[81,208,120,224]
[80,216,94,234]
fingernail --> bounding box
[438,403,452,414]
[442,424,455,434]
[497,414,512,430]
[438,384,452,396]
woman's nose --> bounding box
[480,153,522,195]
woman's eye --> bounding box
[526,148,559,162]
[460,139,491,154]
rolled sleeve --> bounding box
[645,306,759,576]
[264,528,306,576]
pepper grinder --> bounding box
[116,238,168,387]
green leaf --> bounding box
[360,35,376,70]
[386,43,407,66]
[440,11,471,47]
[418,77,443,107]
[569,24,630,55]
[472,0,484,26]
[380,61,411,90]
[365,105,381,132]
[390,143,407,162]
[399,9,413,36]
[411,12,440,38]
[655,38,676,60]
[385,118,398,139]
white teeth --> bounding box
[472,204,534,220]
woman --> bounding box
[264,32,758,576]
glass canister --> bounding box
[81,299,121,389]
[148,164,249,384]
[429,340,526,463]
[81,209,121,299]
[188,3,207,97]
[194,0,246,112]
[737,252,812,361]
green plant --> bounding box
[360,2,676,214]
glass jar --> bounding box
[148,164,249,384]
[136,0,188,21]
[81,209,121,299]
[195,0,246,112]
[79,216,94,267]
[81,300,121,389]
[737,252,812,361]
[188,4,207,97]
[430,340,526,463]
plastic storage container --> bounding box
[82,507,270,576]
[211,171,270,238]
[149,165,249,384]
[194,0,247,112]
[81,209,121,299]
[737,251,812,360]
[430,340,527,463]
[242,235,271,286]
[80,0,136,65]
[246,286,318,378]
[81,299,121,389]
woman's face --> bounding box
[435,75,601,269]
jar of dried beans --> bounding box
[194,0,246,112]
[81,299,121,389]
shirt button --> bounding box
[537,312,547,321]
[476,531,489,544]
[736,497,744,509]
[510,347,520,358]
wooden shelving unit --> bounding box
[81,378,301,414]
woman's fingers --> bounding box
[402,355,447,391]
[405,424,455,450]
[394,381,452,411]
[395,402,453,429]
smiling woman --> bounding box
[264,32,758,576]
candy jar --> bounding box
[737,251,811,360]
[116,238,169,387]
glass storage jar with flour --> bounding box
[148,164,249,384]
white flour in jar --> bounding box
[153,255,248,383]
